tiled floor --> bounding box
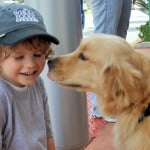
[85,122,115,150]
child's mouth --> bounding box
[20,71,36,76]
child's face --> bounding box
[0,38,47,87]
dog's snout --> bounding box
[47,60,55,70]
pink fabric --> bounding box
[87,92,106,137]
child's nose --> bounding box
[25,58,36,68]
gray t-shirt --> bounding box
[0,77,52,150]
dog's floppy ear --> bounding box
[101,61,144,106]
[117,61,145,104]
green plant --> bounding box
[133,0,150,41]
[18,0,24,3]
[3,0,24,3]
[133,0,149,15]
[138,21,150,41]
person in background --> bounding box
[89,0,132,121]
[0,3,59,150]
[80,0,85,29]
[90,0,132,37]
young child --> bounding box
[0,3,59,150]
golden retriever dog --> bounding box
[47,34,150,150]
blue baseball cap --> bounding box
[0,3,59,45]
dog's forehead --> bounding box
[80,34,132,53]
[83,34,120,45]
[79,35,114,53]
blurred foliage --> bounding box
[18,0,24,3]
[133,0,149,15]
[133,0,150,41]
[138,22,150,41]
[3,0,24,3]
[84,0,92,14]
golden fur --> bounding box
[47,34,150,150]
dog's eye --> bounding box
[79,53,88,61]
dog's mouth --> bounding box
[61,83,81,88]
[47,73,81,87]
[47,72,90,91]
[59,82,91,92]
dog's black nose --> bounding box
[47,60,55,71]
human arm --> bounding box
[39,78,56,150]
[47,137,55,150]
[0,91,7,150]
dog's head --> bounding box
[47,34,148,115]
[48,34,118,91]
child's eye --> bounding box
[15,56,24,60]
[34,54,42,57]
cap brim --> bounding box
[0,26,59,46]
